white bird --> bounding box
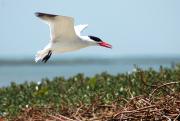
[35,12,112,63]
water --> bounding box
[0,57,179,87]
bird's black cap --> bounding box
[88,36,102,42]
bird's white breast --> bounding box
[51,37,89,53]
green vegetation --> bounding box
[0,65,180,120]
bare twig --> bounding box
[150,81,180,97]
[49,114,75,121]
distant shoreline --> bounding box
[0,57,180,66]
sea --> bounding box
[0,57,180,87]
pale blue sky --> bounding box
[0,0,180,58]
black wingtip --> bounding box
[35,12,42,17]
[35,12,57,18]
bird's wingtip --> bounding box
[35,12,57,18]
[35,12,41,17]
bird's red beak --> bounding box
[98,41,112,49]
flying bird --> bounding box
[35,12,112,63]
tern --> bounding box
[35,12,112,63]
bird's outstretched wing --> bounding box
[74,24,88,36]
[35,12,77,42]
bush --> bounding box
[0,65,180,120]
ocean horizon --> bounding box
[0,56,180,87]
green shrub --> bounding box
[0,65,180,118]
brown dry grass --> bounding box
[11,82,180,121]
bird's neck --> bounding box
[78,36,95,46]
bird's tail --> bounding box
[35,49,52,63]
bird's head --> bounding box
[88,36,112,49]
